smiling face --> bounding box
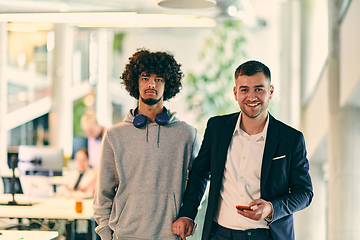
[233,72,274,121]
[138,72,165,106]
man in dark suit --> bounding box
[172,60,313,240]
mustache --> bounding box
[145,89,157,94]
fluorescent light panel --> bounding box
[0,12,216,28]
[158,0,216,9]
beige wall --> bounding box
[340,0,360,107]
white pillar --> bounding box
[279,0,300,128]
[48,23,74,161]
[0,22,8,173]
[327,0,360,239]
[96,28,112,127]
[295,161,327,240]
[287,1,327,238]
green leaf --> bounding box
[183,19,246,131]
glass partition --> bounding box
[7,23,53,113]
[72,27,92,85]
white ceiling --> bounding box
[0,0,232,16]
[0,0,281,21]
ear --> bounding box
[269,85,274,100]
[233,86,238,101]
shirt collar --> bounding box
[234,112,270,142]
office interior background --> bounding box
[0,0,359,239]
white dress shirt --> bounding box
[216,113,269,230]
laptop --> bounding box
[19,175,54,199]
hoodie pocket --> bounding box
[115,192,177,239]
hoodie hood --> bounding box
[123,108,179,125]
[123,108,180,147]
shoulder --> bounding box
[170,120,198,140]
[208,112,239,125]
[106,121,132,133]
[102,121,133,140]
[174,120,196,130]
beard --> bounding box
[141,96,162,106]
[241,101,269,119]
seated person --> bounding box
[57,148,96,198]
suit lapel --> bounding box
[216,113,239,174]
[260,114,280,191]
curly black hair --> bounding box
[120,48,184,101]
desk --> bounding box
[0,195,95,240]
[0,230,58,240]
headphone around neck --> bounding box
[133,107,170,128]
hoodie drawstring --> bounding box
[157,125,160,148]
[143,124,160,148]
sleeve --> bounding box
[178,119,213,220]
[269,132,314,223]
[93,131,118,239]
[188,128,201,171]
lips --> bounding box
[145,89,157,95]
[246,102,260,107]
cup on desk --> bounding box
[75,199,83,213]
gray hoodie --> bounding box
[93,109,200,240]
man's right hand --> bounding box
[172,217,196,240]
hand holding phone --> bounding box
[236,205,253,211]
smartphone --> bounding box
[236,205,253,211]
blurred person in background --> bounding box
[80,114,106,191]
[57,148,96,198]
[80,114,106,169]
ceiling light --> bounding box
[158,0,216,9]
[7,22,54,33]
[0,12,216,28]
[227,6,238,17]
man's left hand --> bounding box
[237,199,273,221]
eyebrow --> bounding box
[239,84,265,88]
[140,72,163,78]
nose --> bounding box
[148,77,155,88]
[247,90,257,101]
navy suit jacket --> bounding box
[178,112,313,240]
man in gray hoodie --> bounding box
[93,48,200,240]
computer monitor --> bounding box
[17,145,64,176]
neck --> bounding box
[240,112,268,135]
[94,126,104,139]
[137,101,164,123]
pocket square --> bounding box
[273,155,286,160]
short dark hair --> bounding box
[234,60,271,82]
[77,147,89,159]
[120,48,184,101]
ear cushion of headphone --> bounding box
[133,114,147,128]
[132,107,170,128]
[155,111,170,125]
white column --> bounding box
[0,22,8,173]
[295,161,327,240]
[48,23,74,161]
[286,1,326,238]
[327,0,360,239]
[96,28,112,127]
